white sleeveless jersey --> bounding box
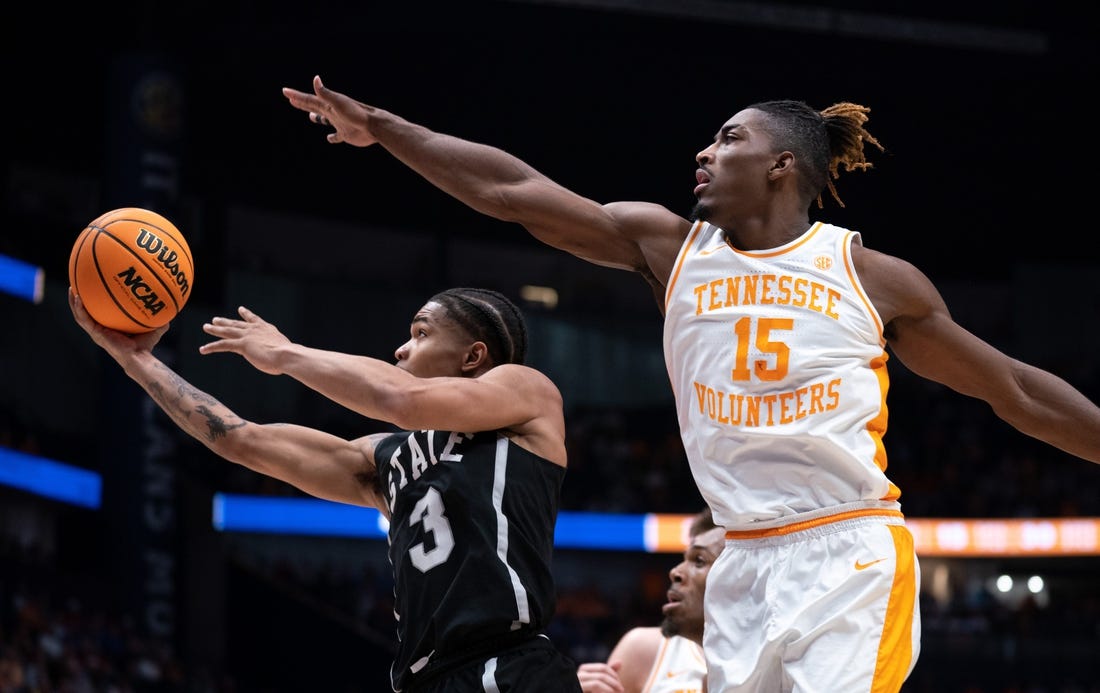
[642,635,706,693]
[662,221,899,529]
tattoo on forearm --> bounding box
[195,404,247,442]
[145,364,246,443]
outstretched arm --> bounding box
[858,250,1100,464]
[197,306,565,462]
[69,289,385,509]
[282,75,690,286]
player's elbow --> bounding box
[209,422,272,474]
[986,365,1059,435]
[472,183,529,223]
[480,177,569,225]
[371,385,426,431]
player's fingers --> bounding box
[576,667,623,693]
[197,338,237,355]
[207,316,244,328]
[282,88,325,117]
[601,676,625,693]
[602,671,625,692]
[282,93,311,111]
[281,87,314,100]
[314,75,347,110]
[578,678,621,693]
[201,322,244,341]
[67,289,96,327]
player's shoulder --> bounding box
[609,626,665,662]
[620,625,664,642]
[850,242,944,326]
[482,363,563,398]
[606,627,667,691]
[356,431,395,451]
[605,201,692,236]
[850,241,926,279]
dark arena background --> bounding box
[2,1,1098,691]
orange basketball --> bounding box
[68,207,195,333]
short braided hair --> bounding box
[689,506,717,536]
[746,99,885,209]
[429,288,529,366]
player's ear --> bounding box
[461,341,490,374]
[769,151,795,178]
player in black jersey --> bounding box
[68,285,583,693]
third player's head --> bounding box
[661,507,726,644]
[691,101,883,228]
[394,287,528,379]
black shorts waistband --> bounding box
[403,632,549,691]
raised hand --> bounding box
[68,287,169,358]
[282,75,380,147]
[199,306,292,375]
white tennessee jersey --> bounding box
[662,221,899,529]
[643,635,706,693]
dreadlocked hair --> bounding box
[820,102,884,208]
[429,288,529,366]
[748,99,885,209]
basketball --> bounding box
[68,207,195,334]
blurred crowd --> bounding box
[0,541,193,693]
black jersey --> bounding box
[374,429,566,691]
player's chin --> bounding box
[689,201,711,222]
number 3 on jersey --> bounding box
[731,316,793,382]
[408,487,455,571]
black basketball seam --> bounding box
[86,232,169,330]
[70,227,93,299]
[96,225,185,315]
[88,234,155,330]
[95,212,194,269]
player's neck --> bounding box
[721,216,812,251]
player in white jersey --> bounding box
[283,77,1100,692]
[577,509,722,693]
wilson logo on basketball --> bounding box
[114,267,167,315]
[814,255,833,270]
[70,207,194,333]
[136,229,192,298]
